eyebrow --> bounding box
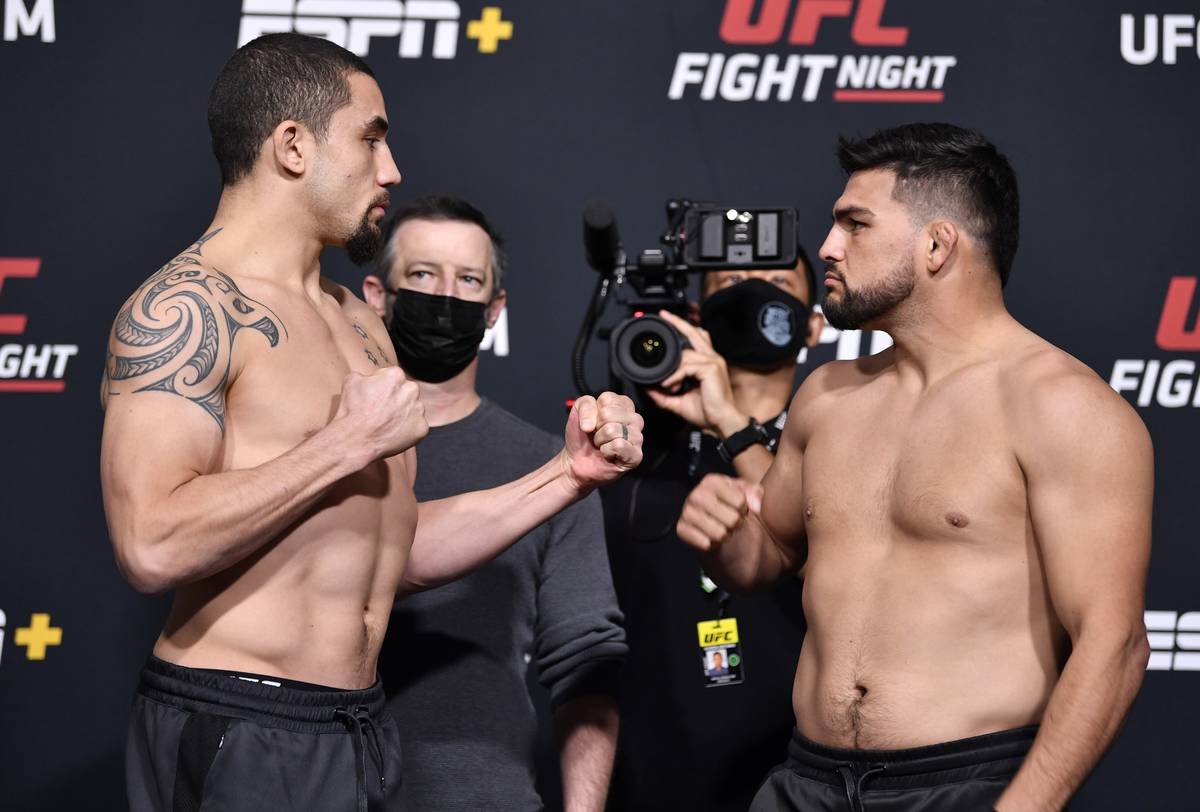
[832,205,875,222]
[405,260,488,276]
[363,116,389,136]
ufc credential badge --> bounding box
[697,618,744,687]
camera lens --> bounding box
[610,314,683,386]
[630,331,666,367]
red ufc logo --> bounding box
[1156,277,1200,351]
[0,258,41,335]
[719,0,908,46]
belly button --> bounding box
[945,512,970,528]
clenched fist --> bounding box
[677,474,763,552]
[561,391,645,491]
[335,367,429,463]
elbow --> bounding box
[1129,623,1151,676]
[115,547,173,594]
[1078,616,1151,683]
[1114,616,1151,676]
[396,563,441,595]
[111,516,182,595]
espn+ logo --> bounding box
[1146,611,1200,671]
[239,0,462,58]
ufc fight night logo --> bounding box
[1145,611,1200,671]
[1109,277,1200,409]
[238,0,462,58]
[0,258,78,392]
[1121,14,1200,65]
[668,0,957,103]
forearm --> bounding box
[730,444,774,483]
[700,512,796,591]
[713,411,774,483]
[997,625,1149,811]
[556,696,619,812]
[114,423,362,592]
[404,451,581,589]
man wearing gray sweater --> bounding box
[363,196,627,811]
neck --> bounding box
[728,361,795,423]
[202,180,327,297]
[415,356,483,427]
[879,280,1017,386]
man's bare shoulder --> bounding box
[102,231,287,429]
[1002,337,1150,457]
[796,349,894,405]
[787,349,896,432]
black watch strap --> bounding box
[716,417,771,464]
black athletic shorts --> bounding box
[749,726,1039,812]
[126,656,401,811]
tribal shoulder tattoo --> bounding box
[104,228,286,432]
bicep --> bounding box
[1024,388,1153,638]
[100,265,249,531]
[758,396,809,553]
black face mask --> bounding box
[699,278,810,367]
[387,288,488,383]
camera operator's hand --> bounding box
[647,310,746,438]
[677,474,764,552]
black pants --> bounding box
[126,656,402,811]
[749,726,1038,812]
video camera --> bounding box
[571,199,800,396]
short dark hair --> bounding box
[836,123,1019,286]
[701,235,819,306]
[376,196,508,297]
[207,33,375,186]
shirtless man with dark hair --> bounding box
[678,123,1151,811]
[101,34,643,811]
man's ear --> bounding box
[485,289,507,328]
[270,119,308,177]
[927,220,959,275]
[362,275,389,320]
[805,308,825,348]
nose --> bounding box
[378,143,402,187]
[818,224,842,266]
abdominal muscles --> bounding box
[158,457,417,689]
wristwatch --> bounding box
[716,417,772,464]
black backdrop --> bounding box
[1,1,1197,808]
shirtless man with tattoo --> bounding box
[677,124,1152,811]
[101,34,643,811]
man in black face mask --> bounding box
[362,196,627,812]
[648,255,826,483]
[601,247,824,812]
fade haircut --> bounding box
[207,33,375,186]
[376,196,509,298]
[837,123,1020,286]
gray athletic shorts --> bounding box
[749,725,1039,812]
[126,656,401,811]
